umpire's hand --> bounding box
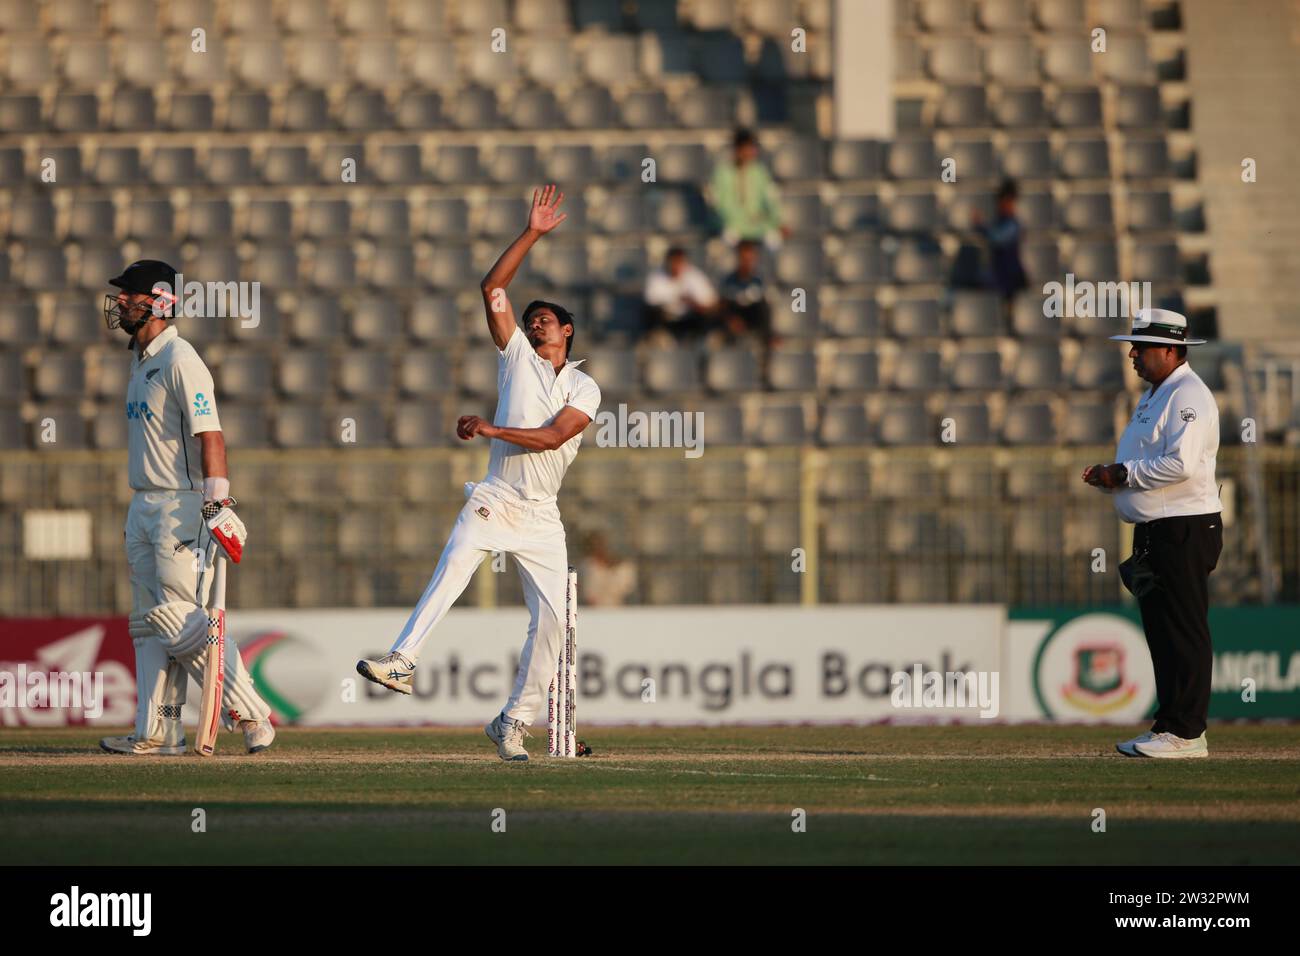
[1083,463,1126,489]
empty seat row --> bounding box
[3,29,826,93]
[915,84,1168,130]
[0,81,762,134]
[906,0,1152,34]
[898,33,1157,84]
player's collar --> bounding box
[139,324,177,359]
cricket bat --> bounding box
[195,555,226,757]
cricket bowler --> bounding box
[356,186,601,761]
[98,259,276,755]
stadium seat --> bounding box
[450,86,504,129]
[339,89,393,131]
[706,348,760,393]
[94,147,142,185]
[622,89,675,128]
[509,88,565,131]
[994,88,1047,128]
[277,350,332,399]
[893,238,944,283]
[825,296,882,337]
[644,350,703,393]
[830,140,886,180]
[877,396,932,445]
[772,139,826,181]
[428,245,473,289]
[676,86,738,128]
[395,91,447,130]
[434,145,488,183]
[283,88,330,131]
[893,349,944,390]
[984,37,1037,83]
[564,85,620,129]
[218,352,274,400]
[831,193,883,232]
[169,92,213,131]
[775,240,823,284]
[887,193,939,233]
[1012,343,1063,388]
[1123,137,1171,178]
[207,146,257,185]
[754,399,811,445]
[33,352,86,399]
[888,137,937,179]
[892,297,943,338]
[928,37,982,83]
[1063,191,1115,231]
[1131,239,1181,283]
[1059,137,1110,178]
[767,349,817,390]
[1054,88,1103,128]
[1126,191,1174,231]
[825,350,881,391]
[819,400,873,444]
[1001,137,1053,179]
[409,297,462,343]
[1002,398,1057,443]
[547,144,600,183]
[1071,239,1119,280]
[832,238,887,283]
[110,88,155,131]
[937,86,991,128]
[338,351,394,398]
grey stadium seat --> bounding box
[937,86,990,128]
[338,351,394,398]
[274,405,328,448]
[951,350,1003,390]
[1073,347,1124,389]
[644,350,703,393]
[225,91,270,130]
[1012,344,1063,389]
[368,244,417,290]
[1012,294,1059,338]
[768,349,817,390]
[52,92,99,131]
[1063,191,1114,231]
[775,240,823,284]
[1071,239,1119,281]
[1002,137,1053,179]
[951,292,1005,337]
[362,199,411,239]
[450,87,504,129]
[826,351,881,391]
[754,400,810,446]
[949,139,997,179]
[110,88,155,130]
[833,239,887,283]
[657,143,713,183]
[1130,240,1181,283]
[409,297,462,343]
[979,0,1033,31]
[942,401,994,443]
[311,244,357,289]
[893,348,944,390]
[706,348,760,393]
[694,32,748,84]
[34,352,86,398]
[218,351,274,399]
[1002,399,1057,443]
[927,36,981,83]
[350,297,398,343]
[283,89,330,131]
[459,350,500,397]
[892,297,943,338]
[1042,40,1093,83]
[826,296,882,337]
[877,396,932,445]
[339,89,393,131]
[0,94,42,130]
[1054,88,1103,128]
[1112,86,1164,128]
[994,88,1046,128]
[893,238,944,284]
[564,85,619,129]
[10,198,56,238]
[423,199,469,238]
[1059,138,1110,178]
[831,193,883,232]
[820,399,873,444]
[20,246,67,289]
[277,350,332,399]
[888,193,939,233]
[983,36,1038,83]
[95,147,142,185]
[830,140,886,180]
[547,145,600,184]
[434,145,487,183]
[217,405,270,450]
[1126,191,1174,231]
[888,137,937,179]
[396,90,446,130]
[207,146,257,185]
[677,86,738,128]
[1102,37,1152,83]
[772,139,825,181]
[583,35,639,86]
[510,88,565,131]
[621,89,674,128]
[1123,137,1170,178]
[292,297,344,344]
[170,91,213,130]
[151,146,198,185]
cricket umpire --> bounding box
[1083,309,1222,759]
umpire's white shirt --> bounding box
[487,326,601,502]
[125,325,222,491]
[1113,361,1221,523]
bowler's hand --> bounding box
[1083,464,1126,489]
[457,415,497,441]
[528,184,567,235]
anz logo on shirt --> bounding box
[125,400,154,422]
[192,392,212,417]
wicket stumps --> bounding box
[548,567,577,757]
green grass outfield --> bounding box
[2,725,1297,865]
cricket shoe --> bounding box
[99,734,186,756]
[356,652,415,695]
[485,714,530,762]
[1115,730,1156,757]
[1133,731,1209,759]
[241,719,276,754]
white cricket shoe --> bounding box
[1116,730,1156,757]
[99,734,186,756]
[1133,731,1209,759]
[241,719,276,754]
[356,652,415,695]
[485,714,530,762]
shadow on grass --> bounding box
[2,801,1297,866]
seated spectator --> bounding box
[971,178,1028,302]
[642,246,719,341]
[718,240,772,343]
[579,532,637,606]
[708,128,787,250]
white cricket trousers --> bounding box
[125,490,269,738]
[391,477,569,725]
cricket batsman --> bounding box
[357,186,600,761]
[97,259,276,755]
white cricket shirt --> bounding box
[487,326,601,502]
[1111,361,1222,523]
[124,325,222,491]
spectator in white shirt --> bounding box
[642,246,719,341]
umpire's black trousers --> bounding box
[1133,513,1223,739]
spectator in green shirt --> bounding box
[708,128,787,250]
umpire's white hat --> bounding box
[1110,308,1206,346]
